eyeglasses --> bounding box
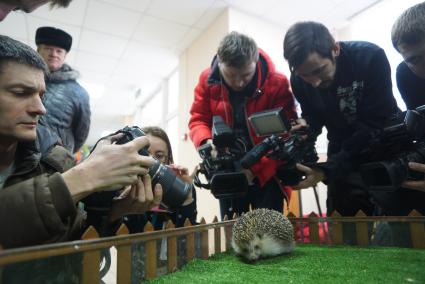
[153,152,168,163]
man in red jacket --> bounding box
[189,31,297,218]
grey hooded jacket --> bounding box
[40,64,91,153]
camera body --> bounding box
[359,106,425,191]
[241,108,318,186]
[194,116,248,199]
[82,126,191,235]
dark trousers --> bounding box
[326,172,376,217]
[372,187,425,216]
[326,172,377,245]
[327,172,425,246]
[219,178,284,220]
[327,171,425,216]
[370,187,425,247]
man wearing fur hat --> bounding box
[35,26,91,154]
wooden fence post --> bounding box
[409,210,425,249]
[223,215,233,251]
[165,221,177,273]
[330,211,343,245]
[144,222,157,280]
[213,216,221,254]
[116,223,131,284]
[184,219,195,262]
[308,212,320,244]
[287,212,297,242]
[355,210,368,246]
[81,226,101,284]
[199,218,209,259]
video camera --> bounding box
[193,116,248,199]
[359,105,425,191]
[82,126,192,235]
[240,107,319,186]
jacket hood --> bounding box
[14,141,41,175]
[47,63,80,82]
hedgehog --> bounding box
[231,208,295,261]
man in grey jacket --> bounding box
[35,26,91,153]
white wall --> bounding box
[178,9,230,222]
[227,8,290,75]
[85,114,130,145]
[340,0,424,111]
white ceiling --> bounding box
[0,0,380,119]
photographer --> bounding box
[283,22,400,217]
[124,126,197,283]
[0,35,163,249]
[189,31,297,218]
[125,126,197,232]
[392,2,425,199]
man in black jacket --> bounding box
[283,21,400,217]
[392,2,425,110]
[392,2,425,198]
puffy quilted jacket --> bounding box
[40,64,91,153]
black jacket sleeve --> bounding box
[320,49,398,182]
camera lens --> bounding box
[115,126,191,208]
[148,161,192,208]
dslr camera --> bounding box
[359,105,425,191]
[240,107,319,186]
[82,126,191,234]
[194,116,248,199]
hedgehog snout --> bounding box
[246,235,263,261]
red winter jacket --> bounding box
[189,49,297,188]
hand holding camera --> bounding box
[194,116,248,199]
[203,139,218,158]
[109,175,163,222]
[62,126,193,236]
[401,162,425,192]
[292,163,325,190]
[241,108,319,187]
[80,126,191,214]
[62,133,155,202]
[359,105,425,191]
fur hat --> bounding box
[35,27,72,52]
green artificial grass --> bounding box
[146,245,425,284]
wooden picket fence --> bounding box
[0,211,424,283]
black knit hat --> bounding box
[35,27,72,52]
